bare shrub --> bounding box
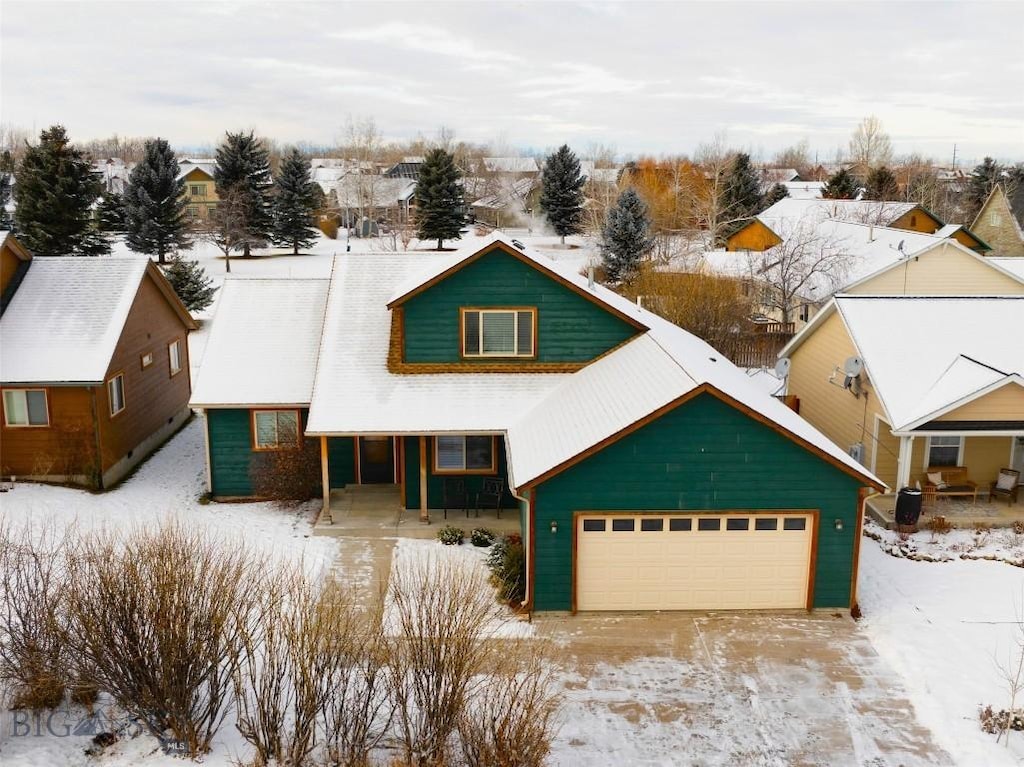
[66,522,261,756]
[926,515,953,536]
[458,641,561,767]
[322,595,394,767]
[0,520,73,710]
[385,552,506,766]
[250,438,322,502]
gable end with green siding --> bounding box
[395,244,641,365]
[527,392,866,612]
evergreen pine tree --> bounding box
[12,125,109,255]
[601,188,654,283]
[821,168,859,199]
[162,256,217,312]
[0,172,12,230]
[96,192,126,234]
[966,157,1002,216]
[414,148,465,250]
[760,182,789,210]
[864,166,899,200]
[721,152,763,220]
[272,148,318,254]
[124,138,192,264]
[214,131,272,257]
[540,144,586,244]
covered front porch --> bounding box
[313,434,524,538]
[866,491,1022,530]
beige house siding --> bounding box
[935,384,1024,422]
[786,311,883,472]
[873,415,899,488]
[972,187,1024,257]
[182,168,219,222]
[846,242,1024,296]
[962,437,1015,485]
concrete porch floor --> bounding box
[314,483,522,539]
[867,492,1021,530]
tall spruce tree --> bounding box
[864,166,899,201]
[721,152,763,221]
[0,172,12,230]
[214,131,272,257]
[821,168,859,199]
[162,256,217,312]
[124,138,192,264]
[760,182,789,210]
[601,188,653,282]
[272,148,318,254]
[13,125,109,255]
[966,157,1002,218]
[540,144,586,244]
[96,192,126,234]
[415,148,464,250]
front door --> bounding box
[359,436,394,484]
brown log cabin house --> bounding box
[0,232,197,488]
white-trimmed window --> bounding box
[461,309,535,358]
[108,374,125,417]
[190,184,205,196]
[927,435,962,467]
[434,435,495,473]
[169,340,182,376]
[253,410,300,450]
[3,389,49,427]
[141,352,153,369]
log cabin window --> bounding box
[107,374,126,417]
[168,340,182,376]
[3,389,49,427]
[461,309,535,358]
[141,352,153,369]
[433,435,496,473]
[252,410,300,450]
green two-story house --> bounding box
[191,235,883,613]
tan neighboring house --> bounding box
[779,295,1024,500]
[971,184,1024,257]
[178,159,219,222]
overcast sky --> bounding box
[3,1,1022,164]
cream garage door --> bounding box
[575,513,814,611]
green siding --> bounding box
[402,435,516,511]
[206,409,350,497]
[401,247,638,364]
[327,437,356,489]
[531,393,865,611]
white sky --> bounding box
[2,1,1023,163]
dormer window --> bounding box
[461,308,536,358]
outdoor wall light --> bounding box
[550,520,558,534]
[834,519,844,532]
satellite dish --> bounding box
[774,358,791,378]
[843,356,863,377]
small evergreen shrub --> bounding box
[437,525,465,546]
[470,528,496,548]
[486,534,525,603]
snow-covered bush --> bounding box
[486,534,525,604]
[437,525,465,546]
[470,528,496,548]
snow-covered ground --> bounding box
[860,537,1024,765]
[865,518,1024,566]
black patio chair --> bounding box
[475,477,505,518]
[443,478,470,519]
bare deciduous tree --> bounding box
[849,116,893,168]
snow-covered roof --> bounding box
[470,177,537,209]
[190,278,329,407]
[702,220,948,301]
[1,257,152,384]
[987,257,1024,280]
[482,157,540,174]
[778,181,825,200]
[305,254,562,435]
[332,176,415,208]
[506,300,880,488]
[759,198,921,229]
[833,295,1024,431]
[177,160,216,180]
[761,168,801,183]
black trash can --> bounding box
[895,487,923,527]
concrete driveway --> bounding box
[535,611,953,767]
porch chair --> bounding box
[991,469,1021,507]
[475,477,505,518]
[442,478,470,519]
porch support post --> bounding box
[320,436,330,517]
[896,435,914,489]
[419,436,429,523]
